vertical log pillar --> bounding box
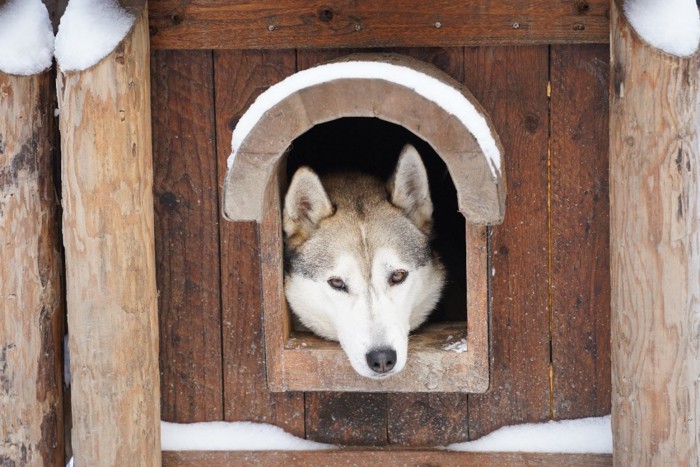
[610,2,700,465]
[57,7,160,465]
[0,72,64,466]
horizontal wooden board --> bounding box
[278,323,486,393]
[149,0,610,49]
[162,450,613,466]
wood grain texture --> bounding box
[550,44,611,420]
[387,393,469,446]
[148,0,609,50]
[282,323,484,393]
[214,50,305,435]
[610,2,700,464]
[0,72,64,467]
[58,9,161,465]
[305,392,388,446]
[465,46,551,439]
[162,450,613,466]
[151,50,223,422]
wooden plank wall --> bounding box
[148,0,610,49]
[151,44,610,445]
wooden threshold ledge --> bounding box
[163,449,613,466]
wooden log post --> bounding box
[0,71,64,466]
[610,1,700,465]
[57,5,160,465]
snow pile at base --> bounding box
[55,0,136,72]
[0,0,54,75]
[228,61,501,177]
[161,417,610,453]
[447,416,611,454]
[161,421,335,451]
[624,0,700,56]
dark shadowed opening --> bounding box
[286,117,466,323]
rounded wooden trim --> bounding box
[223,53,505,225]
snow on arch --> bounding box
[222,53,506,225]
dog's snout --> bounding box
[365,348,397,374]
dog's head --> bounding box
[283,144,445,378]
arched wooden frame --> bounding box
[223,54,505,392]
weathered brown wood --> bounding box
[282,323,483,393]
[58,8,161,465]
[387,393,469,445]
[151,50,223,422]
[465,46,551,439]
[550,44,611,420]
[162,450,613,466]
[610,2,700,465]
[214,50,305,435]
[305,392,389,446]
[0,72,64,467]
[148,0,609,50]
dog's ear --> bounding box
[283,167,334,243]
[388,144,433,234]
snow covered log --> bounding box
[610,1,700,465]
[56,3,160,466]
[0,70,64,467]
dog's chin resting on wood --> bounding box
[283,144,445,379]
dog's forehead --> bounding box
[290,211,431,278]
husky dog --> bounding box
[283,144,445,378]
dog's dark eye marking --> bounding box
[389,270,408,285]
[328,277,348,292]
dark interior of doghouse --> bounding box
[285,117,466,324]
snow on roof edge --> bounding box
[623,0,700,57]
[54,0,137,73]
[0,0,54,76]
[226,61,502,178]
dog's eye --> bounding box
[389,270,408,285]
[327,277,347,292]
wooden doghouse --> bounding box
[2,0,699,465]
[222,53,503,393]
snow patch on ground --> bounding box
[0,0,54,75]
[161,421,335,451]
[159,416,611,454]
[55,0,136,72]
[624,0,700,56]
[227,61,502,177]
[447,416,612,454]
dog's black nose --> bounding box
[365,348,397,373]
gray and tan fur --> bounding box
[283,144,445,378]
